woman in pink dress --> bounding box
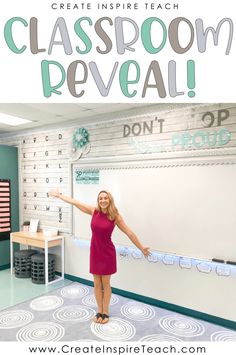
[49,190,150,324]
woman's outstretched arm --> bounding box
[49,190,95,215]
[116,214,150,257]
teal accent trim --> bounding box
[64,273,236,331]
[0,145,19,266]
[65,273,94,287]
[0,264,10,271]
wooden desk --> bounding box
[10,231,64,285]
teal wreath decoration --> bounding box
[72,128,89,149]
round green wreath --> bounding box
[72,128,89,150]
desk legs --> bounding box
[44,237,65,286]
[45,240,48,285]
[10,235,13,275]
[61,237,64,280]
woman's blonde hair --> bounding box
[96,190,118,221]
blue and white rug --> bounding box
[0,282,235,342]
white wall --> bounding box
[1,103,236,322]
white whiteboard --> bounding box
[72,163,236,261]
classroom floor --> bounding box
[0,269,71,311]
[0,274,236,342]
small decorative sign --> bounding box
[29,219,39,233]
[75,170,99,184]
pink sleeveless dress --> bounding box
[90,210,117,275]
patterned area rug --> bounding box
[0,282,235,342]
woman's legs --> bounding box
[101,275,111,323]
[93,274,112,324]
[93,274,103,323]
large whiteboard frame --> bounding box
[70,156,236,262]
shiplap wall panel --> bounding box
[18,130,71,232]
